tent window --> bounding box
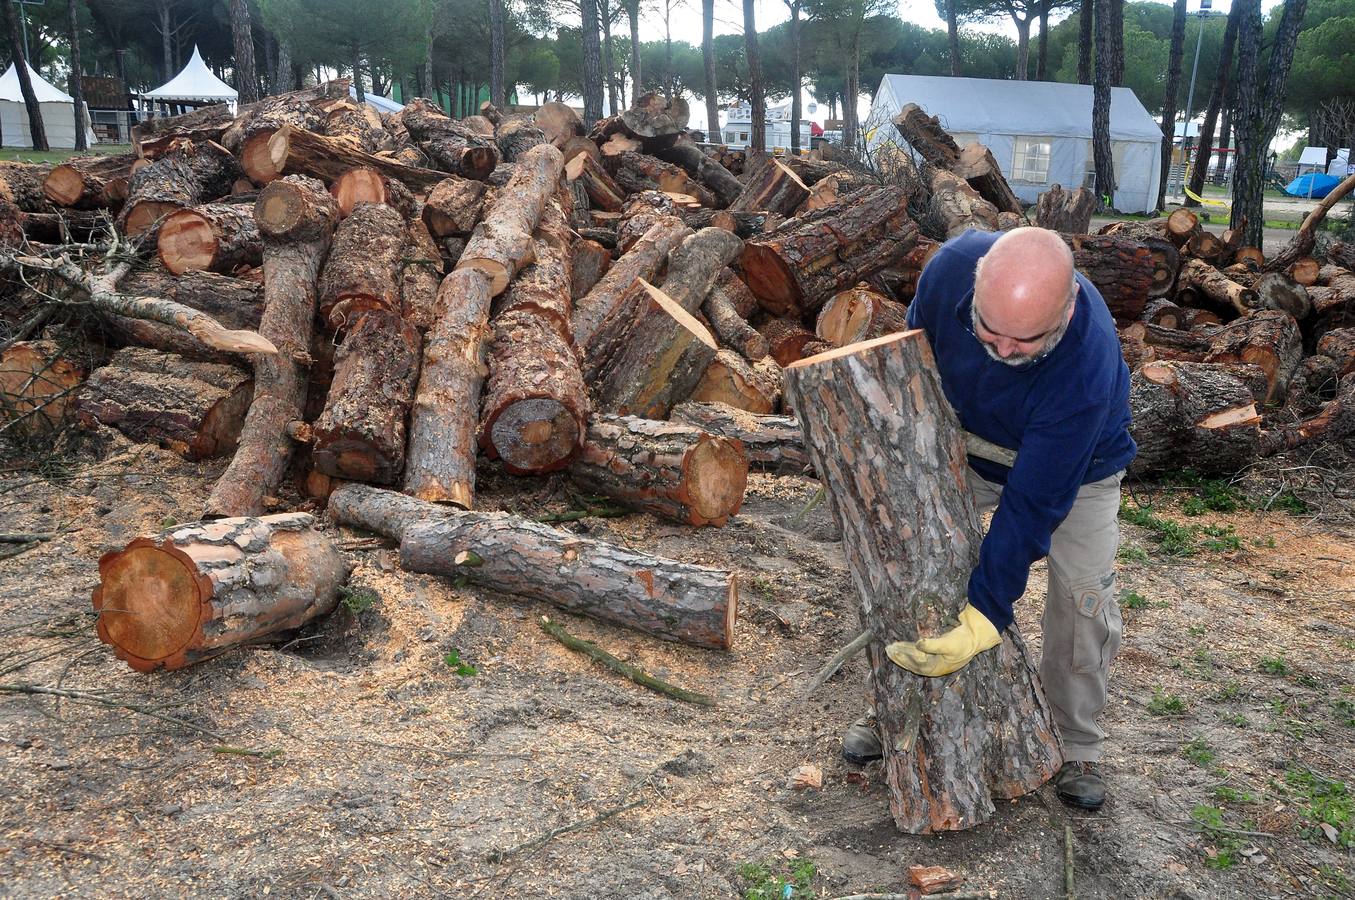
[1012,137,1051,183]
[1084,141,1130,186]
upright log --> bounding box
[311,310,422,484]
[740,186,919,318]
[569,415,748,527]
[327,484,737,650]
[317,201,408,328]
[456,143,565,296]
[203,175,338,518]
[157,203,262,275]
[92,513,347,672]
[403,268,493,507]
[783,331,1063,832]
[1035,184,1096,234]
[75,347,252,459]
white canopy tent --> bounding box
[867,75,1164,213]
[1297,146,1351,176]
[143,46,237,110]
[0,62,96,149]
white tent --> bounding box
[353,85,403,114]
[0,61,97,149]
[144,46,237,108]
[1297,146,1350,177]
[867,75,1164,213]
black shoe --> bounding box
[841,713,882,765]
[1054,760,1107,811]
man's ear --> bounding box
[1064,299,1076,324]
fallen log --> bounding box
[120,141,243,238]
[0,339,86,436]
[608,152,716,208]
[620,92,690,149]
[1265,171,1355,272]
[782,331,1062,832]
[687,349,781,413]
[420,177,488,238]
[1128,361,1262,476]
[311,309,422,484]
[327,483,738,650]
[403,268,493,507]
[1252,272,1311,320]
[890,103,961,169]
[496,118,549,163]
[1176,257,1255,317]
[740,186,919,318]
[654,140,743,208]
[1317,328,1355,376]
[953,142,1023,216]
[761,316,830,366]
[203,175,339,518]
[926,167,1000,239]
[815,286,910,347]
[535,101,585,148]
[157,203,262,275]
[401,219,444,330]
[267,125,450,194]
[75,347,252,459]
[0,161,55,212]
[573,215,691,348]
[328,167,417,219]
[323,98,391,153]
[232,96,329,183]
[317,201,407,328]
[1165,207,1200,247]
[43,153,139,209]
[702,271,770,361]
[569,415,748,527]
[91,512,347,672]
[456,143,565,296]
[1064,232,1180,319]
[670,401,810,472]
[570,239,611,302]
[684,208,769,239]
[1203,310,1303,404]
[728,159,809,217]
[396,98,500,180]
[657,227,745,312]
[565,152,626,212]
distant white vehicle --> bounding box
[720,99,815,151]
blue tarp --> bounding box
[1284,172,1342,198]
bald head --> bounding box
[971,228,1077,364]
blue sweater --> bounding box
[905,230,1136,631]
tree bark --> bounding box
[1036,0,1051,80]
[1064,232,1180,318]
[66,0,87,152]
[157,203,262,276]
[3,0,47,151]
[743,0,766,152]
[327,484,738,649]
[496,119,549,164]
[0,161,54,212]
[92,513,346,671]
[573,215,691,348]
[729,159,810,216]
[782,331,1063,832]
[229,0,260,105]
[687,349,781,413]
[311,309,422,484]
[1092,0,1116,209]
[317,202,408,329]
[581,0,605,124]
[203,176,338,518]
[403,268,493,507]
[42,154,138,209]
[739,186,919,317]
[671,401,809,472]
[120,142,243,239]
[1157,0,1187,211]
[401,219,444,331]
[75,347,253,459]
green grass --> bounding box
[1183,738,1215,767]
[1258,656,1290,676]
[1119,500,1198,556]
[1117,544,1151,564]
[1119,589,1149,610]
[1191,805,1246,869]
[1148,687,1187,716]
[1285,769,1354,848]
[338,585,378,615]
[1213,785,1256,804]
[442,648,478,676]
[738,858,817,900]
[0,143,131,164]
[1334,698,1355,728]
[1270,491,1309,515]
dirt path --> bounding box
[1,435,1352,899]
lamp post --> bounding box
[1173,0,1223,199]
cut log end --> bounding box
[738,244,798,315]
[457,258,511,296]
[487,397,584,474]
[92,540,209,671]
[123,200,181,238]
[157,208,218,275]
[686,437,750,523]
[243,130,284,184]
[43,164,91,207]
[329,167,387,217]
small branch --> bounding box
[0,682,227,741]
[1064,824,1075,900]
[805,628,874,696]
[538,617,716,707]
[486,795,647,863]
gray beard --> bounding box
[972,303,1071,368]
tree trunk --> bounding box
[730,159,810,216]
[277,38,295,93]
[4,0,48,151]
[1109,0,1124,85]
[0,161,53,211]
[92,513,346,672]
[1203,309,1302,404]
[229,0,259,105]
[488,0,506,108]
[325,101,392,155]
[703,0,719,145]
[688,349,781,413]
[1036,0,1050,80]
[573,215,691,348]
[1158,0,1187,211]
[120,142,243,239]
[671,402,808,472]
[743,0,766,152]
[1186,0,1240,205]
[569,415,748,527]
[455,143,565,296]
[75,347,252,460]
[203,176,339,518]
[1078,0,1093,85]
[739,186,919,317]
[402,269,493,507]
[782,331,1063,832]
[581,0,604,124]
[157,203,262,276]
[317,202,408,329]
[1013,15,1031,81]
[66,0,87,151]
[311,309,422,484]
[1092,0,1116,209]
[328,484,738,649]
[1231,0,1308,248]
[628,1,642,104]
[947,0,962,77]
[843,34,861,152]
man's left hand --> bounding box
[885,604,1002,676]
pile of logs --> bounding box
[2,86,1353,672]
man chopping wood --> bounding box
[841,226,1136,812]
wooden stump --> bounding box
[327,484,737,650]
[569,415,748,527]
[157,203,262,275]
[75,348,252,459]
[403,268,494,507]
[783,331,1063,833]
[311,310,422,484]
[204,175,339,518]
[92,513,347,672]
[1035,184,1096,234]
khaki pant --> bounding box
[970,468,1124,762]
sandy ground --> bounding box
[1,428,1353,900]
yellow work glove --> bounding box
[885,604,1002,677]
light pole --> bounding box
[1174,0,1223,199]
